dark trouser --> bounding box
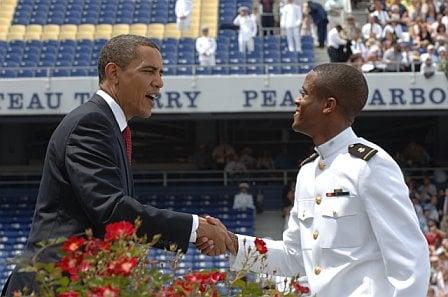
[317,22,327,47]
[328,46,343,62]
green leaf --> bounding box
[232,279,247,289]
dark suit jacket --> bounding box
[4,94,193,295]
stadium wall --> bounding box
[0,73,447,115]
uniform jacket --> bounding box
[231,127,430,297]
[4,94,193,295]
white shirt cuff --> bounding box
[189,214,199,242]
[229,234,254,271]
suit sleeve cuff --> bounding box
[189,214,199,242]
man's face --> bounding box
[292,72,325,136]
[116,46,163,119]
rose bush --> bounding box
[15,219,309,297]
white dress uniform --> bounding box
[280,3,303,52]
[233,193,255,210]
[233,15,257,53]
[230,127,430,297]
[195,35,217,66]
[175,0,193,32]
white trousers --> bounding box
[238,36,254,53]
[198,55,216,66]
[286,27,302,52]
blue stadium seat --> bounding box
[53,69,70,77]
[17,69,34,77]
[229,51,245,64]
[163,53,177,65]
[177,52,194,65]
[0,70,18,78]
[281,51,299,63]
[263,50,280,64]
[212,66,229,75]
[195,66,212,75]
[71,69,88,76]
[246,65,263,74]
[5,54,22,64]
[246,51,262,64]
[229,65,246,75]
[177,66,193,75]
[266,65,281,74]
[163,66,176,76]
[282,65,299,74]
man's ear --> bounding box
[322,97,337,114]
[104,63,120,84]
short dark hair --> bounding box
[312,63,369,121]
[98,34,160,83]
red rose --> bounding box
[105,221,135,241]
[58,290,79,297]
[210,271,226,283]
[254,237,268,254]
[85,238,111,255]
[88,285,120,297]
[292,281,311,294]
[58,255,83,281]
[62,236,85,254]
[107,257,138,276]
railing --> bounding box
[0,167,446,187]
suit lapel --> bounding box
[89,94,133,196]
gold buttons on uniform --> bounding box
[314,266,321,275]
[318,160,326,170]
[313,231,319,240]
[315,195,322,205]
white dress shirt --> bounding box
[96,90,199,242]
[230,127,430,297]
[233,15,257,41]
[195,36,217,66]
[327,27,346,48]
[175,0,192,18]
[361,22,383,40]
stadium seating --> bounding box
[0,0,314,76]
[0,187,255,287]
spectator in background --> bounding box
[437,46,448,78]
[433,24,448,47]
[362,15,383,40]
[212,139,236,170]
[420,176,438,201]
[344,14,360,40]
[325,0,347,28]
[308,0,328,47]
[421,44,439,63]
[233,6,258,53]
[421,56,437,77]
[239,147,257,170]
[251,5,262,36]
[233,182,255,211]
[327,25,349,62]
[370,0,390,26]
[391,0,408,18]
[383,42,404,71]
[280,0,303,52]
[256,150,275,170]
[175,0,193,36]
[382,15,404,39]
[350,28,369,58]
[300,2,314,38]
[260,0,275,35]
[225,154,247,179]
[195,26,216,67]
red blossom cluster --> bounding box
[292,281,310,294]
[162,271,227,297]
[56,221,137,297]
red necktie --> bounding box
[122,126,132,164]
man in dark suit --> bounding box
[307,0,329,48]
[3,34,233,295]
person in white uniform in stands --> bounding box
[233,6,257,53]
[280,0,303,52]
[195,26,217,67]
[232,182,255,211]
[175,0,193,36]
[200,63,430,297]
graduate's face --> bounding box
[117,46,163,119]
[292,72,326,137]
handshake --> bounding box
[195,216,239,256]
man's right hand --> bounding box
[196,216,238,256]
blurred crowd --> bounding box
[217,0,448,76]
